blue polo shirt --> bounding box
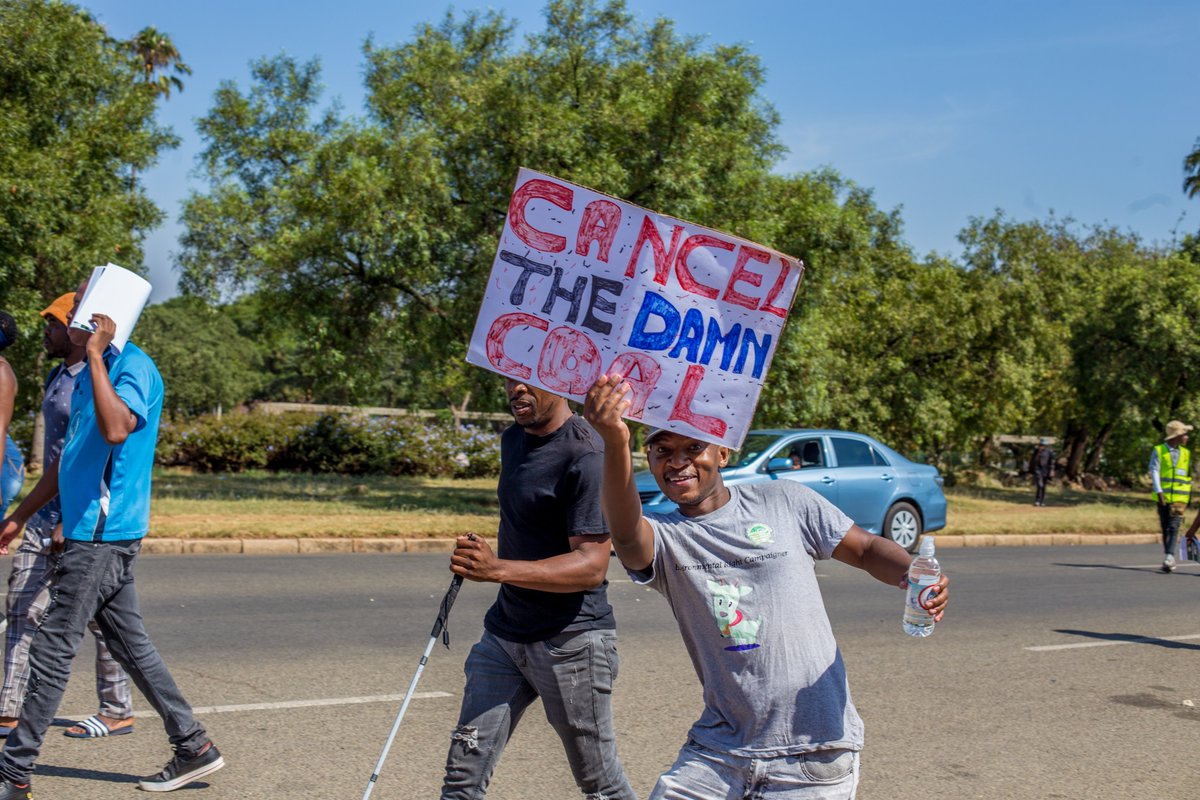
[59,343,163,542]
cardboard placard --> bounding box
[467,169,804,448]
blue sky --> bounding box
[85,0,1200,303]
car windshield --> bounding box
[725,434,781,469]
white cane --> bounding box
[362,572,465,799]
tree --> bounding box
[0,0,179,447]
[127,26,192,99]
[135,297,266,417]
[125,26,190,192]
[179,0,783,408]
[1185,137,1200,199]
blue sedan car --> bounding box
[635,429,947,552]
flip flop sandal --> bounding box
[63,715,134,739]
[0,724,15,738]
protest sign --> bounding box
[70,263,152,353]
[466,168,804,449]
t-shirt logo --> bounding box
[746,523,774,546]
[66,411,82,445]
[706,578,762,652]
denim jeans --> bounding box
[441,629,635,800]
[650,739,859,800]
[1158,502,1183,557]
[0,539,208,783]
[0,525,133,719]
[0,436,23,516]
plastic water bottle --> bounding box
[902,536,941,638]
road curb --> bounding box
[131,533,1163,554]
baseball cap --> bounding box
[40,293,76,326]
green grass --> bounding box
[146,468,500,538]
[13,468,1167,539]
[945,483,1157,536]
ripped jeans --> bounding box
[0,539,209,783]
[441,629,636,800]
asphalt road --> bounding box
[12,544,1200,799]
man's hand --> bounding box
[921,574,950,622]
[0,516,25,555]
[85,313,118,359]
[50,523,65,554]
[583,373,632,447]
[450,534,504,583]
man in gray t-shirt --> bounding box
[584,375,949,799]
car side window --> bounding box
[772,438,824,469]
[871,446,890,467]
[831,437,874,467]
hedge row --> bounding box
[156,413,502,477]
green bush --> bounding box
[157,413,314,472]
[157,412,502,477]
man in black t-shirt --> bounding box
[440,378,635,800]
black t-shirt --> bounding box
[483,415,616,642]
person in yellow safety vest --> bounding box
[1151,420,1193,573]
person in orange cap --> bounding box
[0,293,134,740]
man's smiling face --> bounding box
[648,432,730,516]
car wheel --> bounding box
[884,501,921,553]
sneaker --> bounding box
[0,779,31,799]
[1162,554,1177,573]
[138,743,224,792]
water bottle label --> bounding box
[906,575,938,614]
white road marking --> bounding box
[63,691,453,719]
[1070,562,1200,570]
[1026,633,1200,652]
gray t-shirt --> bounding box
[629,480,864,757]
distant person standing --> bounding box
[0,294,134,740]
[0,312,23,516]
[1029,439,1055,507]
[1151,420,1193,574]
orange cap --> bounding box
[39,293,76,326]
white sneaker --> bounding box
[1162,554,1177,573]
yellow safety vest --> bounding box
[1154,444,1192,504]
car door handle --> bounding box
[880,474,894,482]
[820,476,835,484]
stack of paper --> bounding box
[68,263,152,353]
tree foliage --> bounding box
[0,0,179,433]
[1184,136,1200,200]
[179,0,782,405]
[123,0,1200,481]
[127,26,192,99]
[135,297,265,417]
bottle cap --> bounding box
[918,536,935,556]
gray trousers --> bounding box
[0,524,132,719]
[0,539,208,783]
[441,629,636,800]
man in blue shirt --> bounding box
[0,282,224,797]
[0,293,133,740]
